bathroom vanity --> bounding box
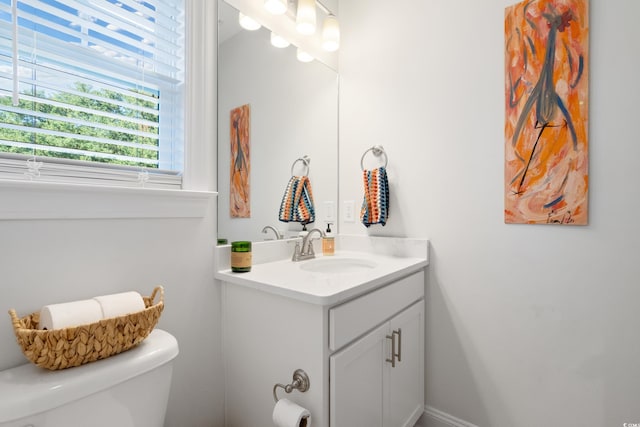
[215,236,428,427]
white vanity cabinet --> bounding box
[330,302,424,426]
[329,274,424,427]
[221,267,425,427]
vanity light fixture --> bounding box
[270,32,290,48]
[264,0,288,15]
[321,14,340,52]
[238,12,261,31]
[236,0,339,63]
[296,0,316,35]
[296,47,314,63]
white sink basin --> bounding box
[299,257,378,274]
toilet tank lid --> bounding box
[0,329,179,424]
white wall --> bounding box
[339,0,640,426]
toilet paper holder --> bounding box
[273,369,310,402]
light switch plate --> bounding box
[343,200,355,222]
[324,201,335,221]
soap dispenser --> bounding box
[322,223,335,256]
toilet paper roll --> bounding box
[93,291,145,319]
[272,398,311,427]
[39,299,103,330]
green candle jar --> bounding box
[231,241,252,273]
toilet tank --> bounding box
[0,329,179,427]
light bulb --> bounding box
[296,47,314,63]
[264,0,287,15]
[322,14,340,51]
[296,0,316,35]
[270,32,290,48]
[238,12,261,31]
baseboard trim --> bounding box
[423,406,479,427]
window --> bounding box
[0,0,185,188]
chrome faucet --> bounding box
[261,225,282,240]
[292,228,325,261]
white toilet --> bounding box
[0,329,178,427]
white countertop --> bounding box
[215,236,429,305]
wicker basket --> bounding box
[8,286,164,371]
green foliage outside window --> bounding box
[0,82,160,168]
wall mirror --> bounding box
[217,0,339,243]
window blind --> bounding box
[0,0,184,188]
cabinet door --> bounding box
[330,322,389,427]
[387,301,424,427]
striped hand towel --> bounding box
[278,176,316,224]
[360,167,389,227]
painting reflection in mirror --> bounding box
[230,104,251,218]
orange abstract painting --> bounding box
[230,104,250,218]
[505,0,589,224]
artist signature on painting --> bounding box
[546,210,575,224]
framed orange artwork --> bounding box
[504,0,589,225]
[230,104,251,218]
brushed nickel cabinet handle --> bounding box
[393,328,402,363]
[386,333,396,368]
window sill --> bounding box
[0,180,217,220]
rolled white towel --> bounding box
[93,291,145,319]
[39,299,103,330]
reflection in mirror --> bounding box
[217,1,339,243]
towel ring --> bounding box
[361,145,388,171]
[291,155,310,177]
